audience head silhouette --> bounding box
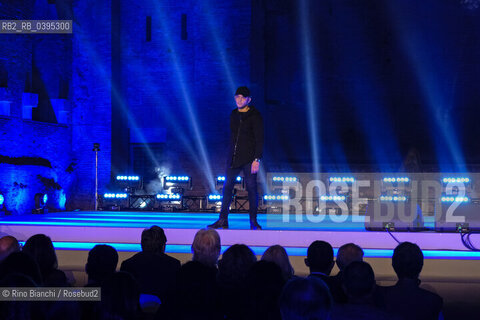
[280,276,332,320]
[261,244,294,280]
[0,251,43,286]
[141,225,167,254]
[336,243,364,271]
[192,228,221,267]
[305,240,334,275]
[342,261,375,301]
[85,244,118,285]
[22,234,58,275]
[218,243,256,286]
[0,235,20,262]
[392,241,424,280]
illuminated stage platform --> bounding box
[1,211,479,260]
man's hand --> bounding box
[251,160,260,174]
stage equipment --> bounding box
[263,194,289,214]
[33,193,48,214]
[435,176,475,232]
[101,193,128,210]
[93,143,100,211]
[129,194,156,210]
[216,176,243,191]
[207,194,223,212]
[156,193,183,211]
[365,197,424,231]
[329,177,355,183]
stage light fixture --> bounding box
[33,193,48,214]
[272,176,298,183]
[104,193,128,199]
[320,195,346,201]
[263,194,289,201]
[116,175,140,181]
[441,196,469,203]
[383,177,409,183]
[380,195,408,202]
[0,193,5,206]
[216,176,242,183]
[208,194,222,201]
[156,193,182,201]
[442,177,470,184]
[329,177,355,183]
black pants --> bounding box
[220,162,258,220]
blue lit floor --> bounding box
[1,211,435,231]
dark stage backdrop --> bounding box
[261,0,480,172]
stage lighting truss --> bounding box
[163,176,192,191]
[33,193,48,214]
[129,194,156,210]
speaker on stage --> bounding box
[365,198,424,231]
[435,199,480,232]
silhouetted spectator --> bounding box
[0,235,21,262]
[245,260,285,320]
[0,251,43,285]
[162,260,221,320]
[100,271,141,320]
[261,245,294,280]
[331,261,391,320]
[377,242,443,320]
[191,228,221,268]
[22,234,68,286]
[331,243,364,303]
[217,244,257,320]
[279,276,332,320]
[86,244,118,287]
[121,225,180,305]
[305,240,344,304]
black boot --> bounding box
[250,219,262,230]
[208,218,229,229]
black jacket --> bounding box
[227,106,264,168]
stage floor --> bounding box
[1,211,479,259]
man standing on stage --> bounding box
[208,86,264,230]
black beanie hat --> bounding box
[235,86,251,97]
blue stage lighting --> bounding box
[320,195,346,201]
[116,175,140,181]
[104,193,128,199]
[0,194,4,206]
[272,176,298,183]
[329,177,355,183]
[383,177,410,183]
[208,194,223,201]
[441,196,469,203]
[216,176,242,183]
[156,193,182,201]
[165,176,190,182]
[263,194,289,201]
[442,177,470,184]
[379,195,408,202]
